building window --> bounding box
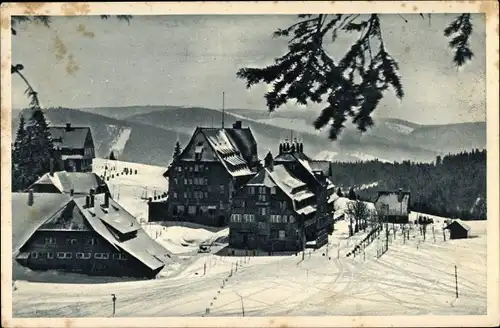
[220,185,225,193]
[31,252,39,259]
[66,238,77,245]
[194,165,199,172]
[76,252,91,259]
[57,252,72,259]
[84,237,97,246]
[258,186,267,194]
[94,253,109,260]
[258,207,269,216]
[45,237,56,245]
[279,201,287,210]
[243,214,255,223]
[271,187,276,195]
[173,178,178,185]
[248,187,255,195]
[173,192,178,199]
[199,164,204,171]
[188,178,193,185]
[231,214,242,222]
[184,178,188,185]
[178,167,183,172]
[47,252,54,259]
[176,205,185,214]
[279,230,286,240]
[204,178,208,185]
[258,194,267,202]
[188,205,197,215]
[204,191,209,199]
[189,166,193,172]
[258,221,267,230]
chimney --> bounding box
[28,189,34,206]
[279,143,283,154]
[89,189,95,207]
[398,188,403,202]
[264,151,274,170]
[70,189,74,197]
[65,123,72,131]
[49,158,55,176]
[299,142,304,153]
[232,121,242,129]
[104,192,110,207]
[85,195,90,208]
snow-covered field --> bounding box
[11,160,487,317]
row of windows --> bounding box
[172,191,210,200]
[231,214,295,224]
[174,165,208,173]
[30,251,128,261]
[247,186,277,195]
[173,177,209,186]
[44,237,98,246]
[270,214,295,224]
[230,214,256,223]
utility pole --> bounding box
[236,292,245,317]
[111,294,116,316]
[455,265,459,298]
[221,91,225,129]
[204,261,207,276]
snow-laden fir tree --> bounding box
[12,109,55,191]
[173,141,182,160]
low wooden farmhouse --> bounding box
[50,123,95,172]
[444,220,471,239]
[27,170,109,196]
[13,190,173,279]
[229,140,338,252]
[374,189,411,223]
[150,121,259,226]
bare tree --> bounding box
[346,200,370,234]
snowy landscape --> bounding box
[6,9,494,325]
[11,159,487,317]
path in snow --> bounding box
[12,218,486,317]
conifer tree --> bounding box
[109,151,117,161]
[237,14,475,140]
[173,141,182,160]
[348,187,357,200]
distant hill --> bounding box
[11,105,485,166]
[12,108,191,167]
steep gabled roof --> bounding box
[187,127,255,177]
[13,192,173,272]
[12,193,73,254]
[74,194,172,271]
[28,171,107,195]
[444,219,471,232]
[49,126,91,149]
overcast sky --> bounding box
[12,14,485,125]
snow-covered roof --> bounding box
[297,205,316,215]
[74,194,172,271]
[49,126,91,149]
[445,219,471,232]
[201,128,254,177]
[12,191,172,272]
[28,171,107,195]
[12,193,72,254]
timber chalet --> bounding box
[13,190,173,278]
[50,123,96,173]
[149,121,259,226]
[229,139,338,252]
[374,189,411,223]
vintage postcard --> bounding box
[1,1,499,327]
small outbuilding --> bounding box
[444,220,471,240]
